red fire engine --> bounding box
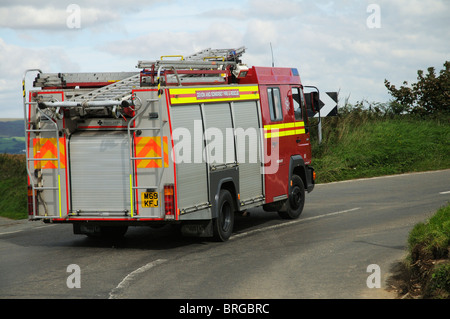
[23,47,318,241]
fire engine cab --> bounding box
[23,47,318,241]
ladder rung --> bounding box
[33,186,59,190]
[27,158,60,161]
[131,157,163,160]
[26,129,58,133]
[129,127,161,131]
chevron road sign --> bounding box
[311,91,338,144]
[314,91,338,117]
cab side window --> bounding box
[267,87,283,121]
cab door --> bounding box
[261,85,288,202]
[290,86,312,164]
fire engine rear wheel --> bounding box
[212,189,235,242]
[278,175,305,219]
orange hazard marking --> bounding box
[33,138,66,169]
[135,136,169,168]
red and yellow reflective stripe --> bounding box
[33,138,66,169]
[264,121,305,138]
[135,136,169,168]
[169,85,259,104]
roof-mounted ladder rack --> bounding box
[71,73,141,102]
[184,47,246,62]
[36,73,141,113]
[137,46,246,69]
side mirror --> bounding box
[303,86,321,126]
[303,86,320,116]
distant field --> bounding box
[0,137,26,154]
[0,119,25,154]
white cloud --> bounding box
[0,5,118,30]
[0,1,166,30]
[247,0,304,19]
[0,37,81,117]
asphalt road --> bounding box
[0,169,449,300]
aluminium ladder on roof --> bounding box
[137,47,247,88]
[183,47,246,62]
[70,73,141,102]
[136,46,246,69]
[33,72,139,88]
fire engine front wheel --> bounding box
[212,189,235,242]
[278,175,305,219]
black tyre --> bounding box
[278,175,305,219]
[212,189,235,242]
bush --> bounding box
[385,61,450,115]
[427,262,450,299]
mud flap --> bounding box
[306,166,315,193]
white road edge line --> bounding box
[109,259,168,299]
[231,207,361,240]
[0,224,56,236]
[439,191,450,195]
[316,169,450,186]
[0,230,23,236]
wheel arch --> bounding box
[289,155,315,193]
[289,155,307,187]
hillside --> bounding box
[0,154,27,219]
[0,119,25,154]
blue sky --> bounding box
[1,0,449,118]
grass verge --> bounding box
[389,204,450,299]
[311,113,450,183]
[0,154,28,219]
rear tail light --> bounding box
[164,184,175,217]
[27,185,38,216]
